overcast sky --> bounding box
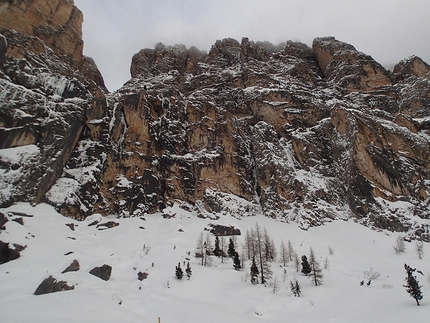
[74,0,430,92]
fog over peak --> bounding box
[74,0,430,91]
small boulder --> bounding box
[89,264,112,281]
[34,276,74,295]
[61,259,80,273]
[96,221,119,230]
[65,223,75,231]
[137,271,148,281]
[12,217,24,225]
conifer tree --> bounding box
[214,235,222,257]
[175,263,183,280]
[290,278,301,297]
[228,237,236,258]
[233,251,242,270]
[250,256,259,284]
[404,263,423,306]
[301,255,311,276]
[185,262,192,279]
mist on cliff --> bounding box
[74,0,430,91]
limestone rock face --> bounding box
[50,35,430,240]
[312,37,391,93]
[0,0,107,208]
[0,0,83,60]
[0,3,429,240]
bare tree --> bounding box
[279,241,288,267]
[293,252,300,272]
[254,223,272,284]
[263,228,276,262]
[271,276,280,294]
[393,236,406,254]
[243,229,255,260]
[195,232,205,265]
[287,240,295,262]
[308,247,323,286]
[416,241,424,259]
[323,256,329,270]
[362,267,380,285]
[220,236,227,263]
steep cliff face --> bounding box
[0,0,107,207]
[1,2,429,241]
[45,33,430,239]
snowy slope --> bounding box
[0,202,429,323]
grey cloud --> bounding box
[74,0,430,91]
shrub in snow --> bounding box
[415,241,424,259]
[393,236,406,254]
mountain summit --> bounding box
[1,0,429,240]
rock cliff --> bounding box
[0,0,107,207]
[1,1,429,240]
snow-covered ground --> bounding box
[1,202,429,323]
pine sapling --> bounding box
[175,263,184,280]
[301,255,311,276]
[250,256,259,284]
[233,251,242,270]
[185,262,192,279]
[404,263,423,306]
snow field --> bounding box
[0,202,429,323]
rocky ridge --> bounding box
[1,1,429,240]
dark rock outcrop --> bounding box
[34,275,74,295]
[0,241,23,264]
[0,212,7,230]
[61,259,80,273]
[89,264,112,281]
[205,224,241,236]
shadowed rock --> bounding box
[61,259,80,273]
[34,275,74,295]
[89,264,112,281]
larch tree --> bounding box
[293,252,300,272]
[308,247,323,286]
[279,241,288,267]
[287,240,295,262]
[254,223,272,284]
